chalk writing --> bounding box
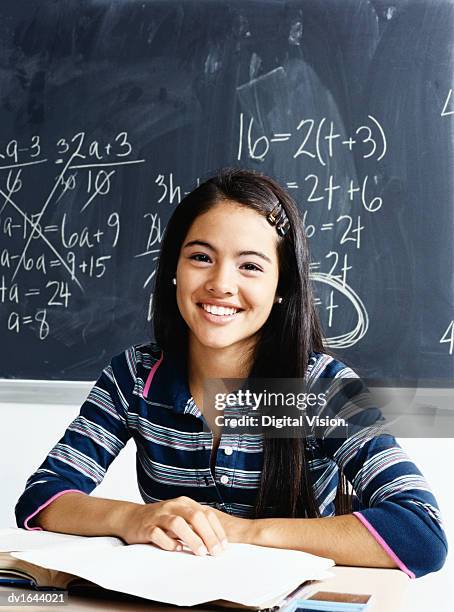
[0,131,145,340]
[237,111,391,346]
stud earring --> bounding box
[172,277,176,286]
[276,297,283,304]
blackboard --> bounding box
[0,0,453,383]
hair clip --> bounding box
[267,203,290,236]
[276,218,290,236]
[266,204,281,225]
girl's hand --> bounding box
[118,496,228,556]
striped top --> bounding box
[15,343,447,578]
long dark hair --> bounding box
[153,168,350,518]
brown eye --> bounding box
[241,263,262,272]
[189,253,211,262]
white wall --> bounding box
[0,402,453,611]
[1,401,142,527]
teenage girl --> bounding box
[16,169,447,578]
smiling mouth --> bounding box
[197,303,244,317]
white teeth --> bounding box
[201,304,239,316]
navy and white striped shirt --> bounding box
[15,343,448,578]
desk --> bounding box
[0,566,409,612]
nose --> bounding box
[205,263,237,296]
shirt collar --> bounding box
[145,348,199,416]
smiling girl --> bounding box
[16,169,447,578]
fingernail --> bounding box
[197,546,208,556]
[221,539,228,549]
[176,545,182,552]
[210,544,221,556]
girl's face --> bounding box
[175,201,280,353]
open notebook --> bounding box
[0,528,334,609]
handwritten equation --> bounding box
[0,131,147,340]
[237,112,390,347]
[237,113,387,166]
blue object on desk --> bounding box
[283,590,372,612]
[294,604,368,612]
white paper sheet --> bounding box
[13,541,334,607]
[0,528,122,552]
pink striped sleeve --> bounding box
[24,489,86,531]
[143,351,164,398]
[353,511,415,579]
